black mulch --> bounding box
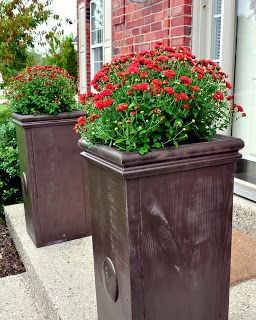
[0,221,25,277]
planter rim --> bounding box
[79,134,244,169]
[12,110,86,122]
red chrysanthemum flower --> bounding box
[116,103,128,111]
[95,98,114,109]
[163,70,176,79]
[179,93,190,100]
[132,83,150,91]
[179,76,192,86]
[226,81,232,89]
[191,86,200,92]
[163,87,175,95]
[212,91,224,101]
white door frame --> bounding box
[192,0,256,202]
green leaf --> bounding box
[138,144,150,155]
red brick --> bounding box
[170,36,191,47]
[140,7,151,17]
[145,14,155,25]
[155,29,170,40]
[144,33,156,42]
[171,16,192,27]
[113,16,124,25]
[171,0,192,6]
[113,0,124,10]
[134,35,144,44]
[139,42,151,51]
[155,10,165,21]
[141,25,150,34]
[125,37,134,45]
[171,26,191,37]
[115,32,123,40]
[151,22,162,32]
[123,30,131,38]
[163,19,170,29]
[133,17,144,28]
[126,20,135,29]
[152,3,163,14]
[171,5,192,17]
[131,27,140,36]
[115,7,125,16]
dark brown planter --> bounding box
[79,135,244,320]
[13,111,91,248]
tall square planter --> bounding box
[79,135,244,320]
[13,111,91,247]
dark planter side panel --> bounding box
[15,125,40,244]
[139,164,234,320]
[15,114,90,247]
[31,124,88,243]
[88,163,132,319]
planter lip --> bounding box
[79,134,244,169]
[12,110,86,123]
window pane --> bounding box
[214,0,222,15]
[91,31,97,45]
[91,17,96,32]
[92,47,103,76]
[213,16,222,60]
[90,0,103,44]
[93,47,103,63]
[96,29,103,44]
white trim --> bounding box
[234,178,256,202]
[192,0,214,59]
[90,0,104,80]
[78,2,87,94]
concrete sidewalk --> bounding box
[2,203,256,320]
[0,274,45,320]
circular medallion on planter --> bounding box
[102,257,118,302]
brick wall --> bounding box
[112,0,193,57]
[77,0,193,91]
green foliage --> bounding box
[0,0,71,82]
[0,108,22,218]
[76,44,245,155]
[44,35,78,79]
[6,65,79,115]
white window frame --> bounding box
[78,2,87,94]
[90,0,104,80]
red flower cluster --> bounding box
[132,83,150,91]
[95,98,114,109]
[75,42,245,155]
[7,65,77,115]
[163,70,176,79]
[179,76,192,86]
[116,103,128,111]
[212,91,224,101]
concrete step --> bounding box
[0,273,46,320]
[5,204,97,320]
[4,203,256,320]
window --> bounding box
[78,2,86,93]
[212,0,223,63]
[90,0,104,79]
